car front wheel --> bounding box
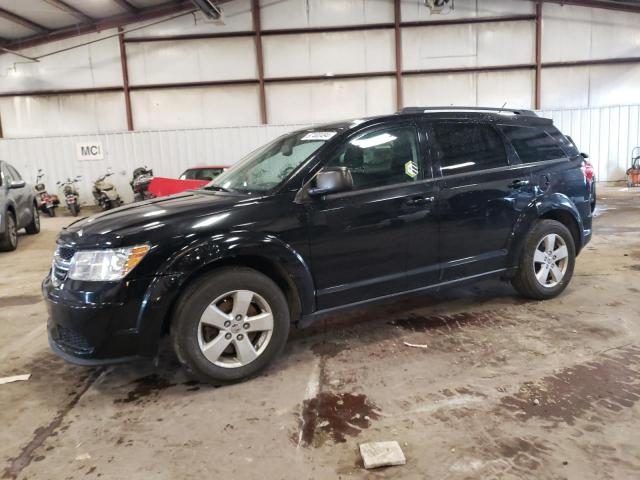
[511,219,576,300]
[172,267,290,385]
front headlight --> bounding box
[67,245,150,282]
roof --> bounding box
[0,0,198,52]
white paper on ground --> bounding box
[0,374,31,385]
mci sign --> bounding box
[76,142,104,161]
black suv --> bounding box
[44,107,594,384]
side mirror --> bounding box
[9,180,26,189]
[308,167,354,197]
[580,152,589,159]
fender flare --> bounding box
[134,232,316,357]
[507,193,585,268]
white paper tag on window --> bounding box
[301,131,337,141]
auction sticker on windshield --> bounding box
[301,131,337,141]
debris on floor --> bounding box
[0,374,31,385]
[359,441,406,469]
[403,341,429,349]
[75,453,92,461]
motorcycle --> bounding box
[131,166,154,202]
[34,169,60,217]
[93,169,122,210]
[57,177,81,217]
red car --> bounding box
[148,166,227,198]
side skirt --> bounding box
[298,268,512,328]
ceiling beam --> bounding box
[0,7,50,33]
[42,0,94,23]
[3,1,195,52]
[540,0,640,14]
[112,0,140,13]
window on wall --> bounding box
[430,122,508,175]
[500,125,567,163]
[325,126,420,190]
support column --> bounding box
[535,1,542,110]
[252,0,267,124]
[118,26,134,131]
[394,0,403,110]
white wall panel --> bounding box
[130,85,261,130]
[0,123,307,204]
[263,29,395,77]
[542,64,640,110]
[403,73,476,106]
[541,67,590,109]
[401,0,533,22]
[539,105,640,182]
[126,37,257,85]
[543,4,640,62]
[125,0,253,37]
[266,77,395,124]
[402,22,534,70]
[477,70,534,108]
[0,30,122,93]
[260,0,393,30]
[0,93,127,137]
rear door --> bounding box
[426,119,533,281]
[306,121,435,310]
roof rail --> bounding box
[398,106,538,117]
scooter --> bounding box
[34,170,60,217]
[93,169,122,210]
[57,177,81,217]
[131,166,154,202]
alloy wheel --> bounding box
[197,290,274,368]
[533,233,569,288]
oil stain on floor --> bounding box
[499,345,640,426]
[296,392,380,447]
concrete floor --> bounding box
[1,185,639,480]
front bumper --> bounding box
[43,274,155,365]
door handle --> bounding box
[509,179,530,189]
[405,196,435,206]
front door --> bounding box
[426,119,532,281]
[306,123,433,310]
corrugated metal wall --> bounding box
[540,105,640,183]
[0,104,637,205]
[0,123,308,204]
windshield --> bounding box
[206,130,336,193]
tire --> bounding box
[511,219,576,300]
[0,212,18,252]
[49,207,56,218]
[25,204,40,235]
[172,267,290,385]
[71,203,79,217]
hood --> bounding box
[59,191,250,248]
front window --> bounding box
[207,130,335,193]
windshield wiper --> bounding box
[204,185,231,192]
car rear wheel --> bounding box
[172,267,290,385]
[0,212,18,251]
[25,204,40,234]
[511,219,576,300]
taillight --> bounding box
[581,161,594,184]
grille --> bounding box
[55,325,93,353]
[52,245,75,284]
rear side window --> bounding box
[546,126,580,157]
[430,121,508,175]
[500,125,566,163]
